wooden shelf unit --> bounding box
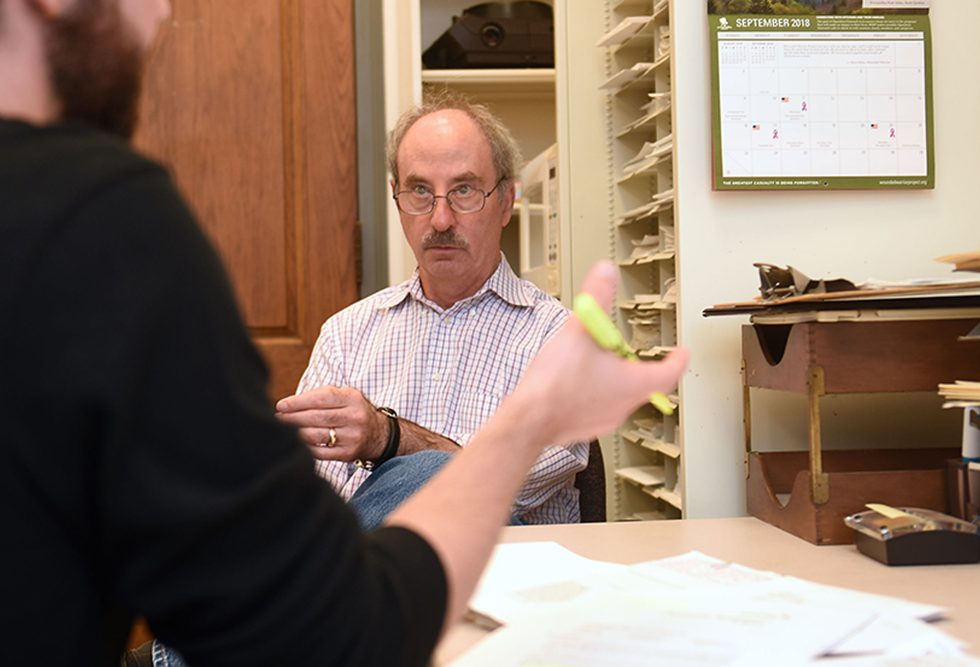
[598,0,682,521]
[742,316,980,544]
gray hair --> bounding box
[386,88,522,187]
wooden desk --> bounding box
[436,517,980,664]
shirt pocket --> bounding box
[450,392,502,446]
[464,344,538,399]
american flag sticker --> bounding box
[870,123,879,129]
[752,124,760,130]
[781,96,790,102]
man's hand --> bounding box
[275,387,389,462]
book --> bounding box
[939,380,980,404]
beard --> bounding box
[43,1,145,140]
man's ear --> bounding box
[499,179,517,228]
[504,178,517,209]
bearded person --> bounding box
[0,2,687,666]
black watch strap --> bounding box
[356,407,399,471]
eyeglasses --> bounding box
[393,178,505,215]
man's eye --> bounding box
[411,185,432,196]
[452,184,475,196]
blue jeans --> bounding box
[349,450,524,528]
[349,450,454,530]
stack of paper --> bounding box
[620,135,673,180]
[632,417,664,443]
[652,187,675,205]
[638,417,680,458]
[656,24,671,59]
[622,418,678,459]
[637,345,677,361]
[615,465,665,489]
[626,233,660,262]
[620,294,674,317]
[616,200,671,227]
[619,235,673,268]
[618,94,672,136]
[940,380,980,407]
[600,61,661,92]
[619,293,661,312]
[627,312,660,351]
[454,546,976,667]
[596,16,652,48]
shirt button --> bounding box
[432,372,442,381]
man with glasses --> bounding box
[276,93,589,528]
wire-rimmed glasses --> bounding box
[393,178,505,215]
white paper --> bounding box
[454,586,875,667]
[468,542,625,625]
[459,547,965,666]
[596,16,652,48]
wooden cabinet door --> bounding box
[135,0,358,401]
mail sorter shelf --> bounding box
[742,318,980,545]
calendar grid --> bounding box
[709,13,934,190]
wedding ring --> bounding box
[328,427,337,447]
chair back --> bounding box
[574,440,606,523]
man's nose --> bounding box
[429,197,456,231]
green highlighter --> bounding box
[573,292,674,416]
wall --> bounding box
[673,1,980,518]
[356,0,390,296]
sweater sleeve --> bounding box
[29,164,448,666]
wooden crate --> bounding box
[747,448,957,545]
[742,317,980,545]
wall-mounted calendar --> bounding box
[708,3,933,190]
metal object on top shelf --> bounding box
[422,1,555,69]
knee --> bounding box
[403,450,453,468]
[380,450,453,479]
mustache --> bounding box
[422,230,469,250]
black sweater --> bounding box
[0,119,446,666]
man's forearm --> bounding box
[395,417,461,455]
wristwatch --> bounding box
[355,406,400,471]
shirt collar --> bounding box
[373,253,538,312]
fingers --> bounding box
[577,260,619,312]
[276,408,333,430]
[308,445,347,462]
[276,385,347,414]
[276,387,380,462]
[296,425,357,461]
[284,420,334,448]
[305,428,352,461]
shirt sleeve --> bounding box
[512,441,590,519]
[41,167,448,666]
